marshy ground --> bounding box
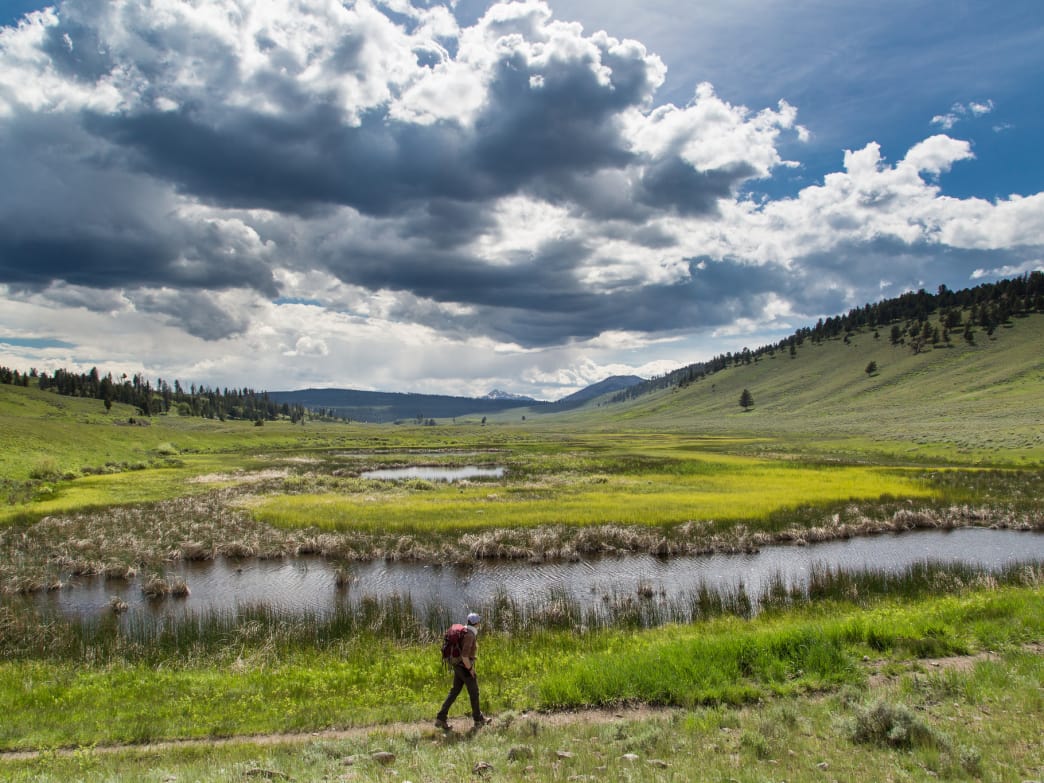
[1,379,1042,781]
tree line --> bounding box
[0,365,335,423]
[609,272,1044,404]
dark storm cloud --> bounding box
[0,112,280,302]
[321,233,593,315]
[40,16,112,81]
[394,254,795,347]
[636,157,758,216]
[84,107,488,216]
[0,235,172,290]
[133,289,251,340]
[789,238,1039,312]
[76,26,672,222]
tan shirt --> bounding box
[460,626,478,670]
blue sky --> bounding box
[1,0,1041,399]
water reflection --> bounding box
[26,528,1044,624]
[359,465,505,481]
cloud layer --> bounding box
[1,0,1041,396]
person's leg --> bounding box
[463,669,483,720]
[436,666,465,721]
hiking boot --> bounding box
[434,718,450,730]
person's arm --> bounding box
[461,634,477,673]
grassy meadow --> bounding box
[1,315,1042,780]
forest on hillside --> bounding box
[610,272,1044,403]
[0,366,324,424]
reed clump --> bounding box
[141,574,190,599]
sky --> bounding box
[0,0,1042,400]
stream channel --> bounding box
[25,527,1044,625]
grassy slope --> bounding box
[0,386,436,485]
[531,313,1044,464]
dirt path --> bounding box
[3,646,1040,763]
[0,705,672,762]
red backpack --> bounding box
[441,623,467,663]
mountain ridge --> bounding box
[267,375,647,423]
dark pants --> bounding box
[437,663,482,720]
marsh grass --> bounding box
[8,468,1038,597]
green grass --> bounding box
[0,585,1039,753]
[5,656,1043,783]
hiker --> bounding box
[435,612,488,729]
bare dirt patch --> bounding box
[189,469,290,484]
[865,642,1043,687]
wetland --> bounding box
[17,527,1044,627]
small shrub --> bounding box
[956,744,982,776]
[29,457,62,481]
[739,728,773,759]
[850,699,947,750]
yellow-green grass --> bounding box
[252,455,934,535]
[0,453,280,525]
[0,586,1038,752]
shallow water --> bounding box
[359,465,506,481]
[26,528,1044,624]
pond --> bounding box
[22,528,1044,625]
[359,465,506,481]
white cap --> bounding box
[466,612,482,625]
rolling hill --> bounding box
[536,311,1044,463]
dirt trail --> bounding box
[0,705,670,762]
[3,646,1040,763]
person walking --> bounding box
[435,612,488,729]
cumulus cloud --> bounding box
[0,1,1041,396]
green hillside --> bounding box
[525,312,1044,465]
[0,384,355,488]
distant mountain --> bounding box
[545,375,646,411]
[485,389,537,402]
[268,377,645,422]
[267,387,536,423]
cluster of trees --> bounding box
[610,272,1044,405]
[0,365,327,423]
[0,366,32,387]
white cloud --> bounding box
[931,99,994,129]
[0,1,1041,399]
[971,259,1044,280]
